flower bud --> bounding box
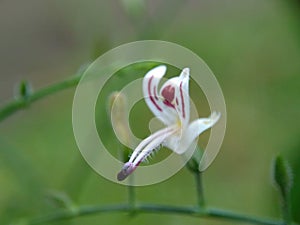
[272,155,293,199]
[15,80,32,100]
[109,92,132,150]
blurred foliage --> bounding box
[0,0,299,224]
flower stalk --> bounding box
[186,147,205,208]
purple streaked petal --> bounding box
[159,68,190,127]
[143,65,178,125]
[175,68,190,126]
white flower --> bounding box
[117,65,220,181]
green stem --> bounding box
[27,204,129,225]
[0,63,159,123]
[23,203,288,225]
[281,194,292,225]
[0,75,81,122]
[206,208,285,225]
[194,172,205,208]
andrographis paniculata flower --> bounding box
[117,65,220,181]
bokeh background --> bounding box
[0,0,299,224]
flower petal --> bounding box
[128,125,176,163]
[176,68,190,126]
[143,65,178,125]
[132,127,176,166]
[117,126,177,180]
[167,112,221,154]
[159,68,190,127]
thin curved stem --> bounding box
[0,63,158,123]
[24,203,287,225]
[0,75,81,122]
[194,172,205,208]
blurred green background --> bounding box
[0,0,300,224]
